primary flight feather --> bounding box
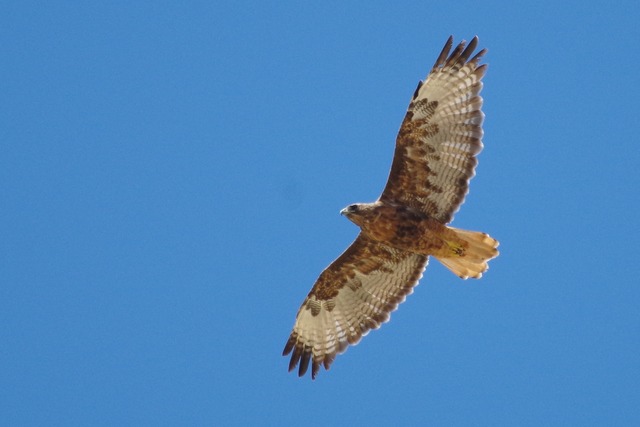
[283,36,499,379]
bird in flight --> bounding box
[283,36,499,379]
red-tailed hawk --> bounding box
[283,36,499,379]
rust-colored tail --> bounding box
[436,228,499,279]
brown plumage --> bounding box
[283,36,499,379]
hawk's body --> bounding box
[283,36,499,379]
[341,202,496,273]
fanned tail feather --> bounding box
[436,228,499,279]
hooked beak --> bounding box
[340,208,348,216]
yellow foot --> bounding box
[446,241,465,256]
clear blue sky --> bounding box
[2,1,639,425]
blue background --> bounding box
[2,1,639,425]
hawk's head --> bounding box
[340,202,379,227]
[340,203,361,216]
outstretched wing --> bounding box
[380,36,487,223]
[283,234,428,379]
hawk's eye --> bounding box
[348,204,357,212]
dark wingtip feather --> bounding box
[288,345,302,373]
[432,35,453,71]
[298,350,311,377]
[412,81,423,100]
[282,336,295,356]
[323,354,334,370]
[459,36,478,63]
[471,48,488,64]
[444,39,466,69]
[475,63,488,79]
[430,36,488,73]
[284,334,326,379]
[311,360,321,380]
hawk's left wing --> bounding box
[283,234,428,379]
[380,36,487,224]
